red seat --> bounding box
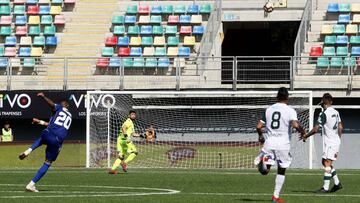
[4,47,16,57]
[15,26,28,36]
[27,6,39,15]
[118,47,130,56]
[138,6,150,14]
[105,36,117,46]
[54,15,66,25]
[14,0,26,4]
[96,58,109,68]
[309,46,322,56]
[168,15,179,24]
[0,16,12,25]
[179,26,192,35]
[358,57,360,66]
[64,0,76,4]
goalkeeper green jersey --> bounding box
[119,118,134,140]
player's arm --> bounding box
[292,120,306,140]
[338,122,344,138]
[301,124,320,142]
[32,118,49,126]
[256,120,265,144]
[37,92,56,111]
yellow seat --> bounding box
[321,25,333,35]
[351,3,360,12]
[167,47,178,56]
[190,15,202,24]
[153,36,165,46]
[353,14,360,24]
[138,15,150,24]
[11,58,21,67]
[38,0,50,3]
[50,6,62,15]
[143,47,154,56]
[346,24,358,34]
[31,47,43,57]
[20,37,32,46]
[183,36,196,46]
[129,36,141,46]
[28,16,40,25]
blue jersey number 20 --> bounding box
[54,112,72,130]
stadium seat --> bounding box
[324,35,336,45]
[174,5,186,14]
[28,16,40,25]
[117,36,129,46]
[64,0,75,4]
[39,0,50,4]
[338,14,350,24]
[123,58,133,68]
[41,15,53,25]
[178,47,191,57]
[46,36,57,46]
[96,58,109,68]
[187,4,199,14]
[15,16,27,25]
[141,36,153,46]
[39,5,50,15]
[179,15,191,24]
[20,37,32,46]
[4,47,16,57]
[180,26,192,35]
[168,15,179,24]
[162,5,173,14]
[153,36,165,46]
[191,15,202,24]
[346,24,358,34]
[14,0,26,4]
[16,26,28,37]
[133,58,145,67]
[167,47,178,56]
[124,15,136,24]
[0,26,11,36]
[44,26,56,36]
[353,14,360,24]
[109,58,121,68]
[151,6,162,14]
[336,36,348,45]
[127,25,139,35]
[155,47,167,56]
[200,4,212,14]
[145,58,157,67]
[184,36,196,46]
[143,47,154,56]
[112,16,124,25]
[330,57,343,67]
[52,0,63,4]
[333,24,345,34]
[19,47,31,57]
[33,36,45,46]
[54,15,66,25]
[130,47,142,56]
[344,57,357,67]
[118,47,130,56]
[327,3,339,13]
[23,58,36,68]
[0,5,10,15]
[193,26,205,35]
[126,5,137,15]
[0,16,12,25]
[14,5,26,15]
[309,46,322,56]
[50,6,62,15]
[166,26,177,35]
[0,47,4,56]
[129,36,141,46]
[339,3,351,12]
[138,5,150,15]
[317,57,330,68]
[174,57,186,68]
[101,47,114,57]
[152,25,163,35]
[11,58,21,68]
[0,0,9,4]
[27,6,39,15]
[105,36,117,46]
[113,26,125,35]
[352,4,360,12]
[351,47,360,56]
[350,36,360,44]
[27,0,38,4]
[158,57,170,68]
[321,25,333,35]
[4,36,16,47]
[139,15,150,24]
[167,36,179,46]
[140,25,153,35]
[323,47,335,56]
[150,15,162,24]
[336,47,348,56]
[0,57,8,67]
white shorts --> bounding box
[261,148,292,168]
[322,144,340,161]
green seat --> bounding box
[330,57,343,67]
[127,25,139,35]
[165,25,177,34]
[167,36,179,46]
[13,5,26,15]
[333,25,345,34]
[162,5,173,14]
[200,4,212,14]
[152,26,163,35]
[101,47,114,57]
[133,58,144,67]
[23,58,36,68]
[154,47,166,56]
[41,15,53,25]
[141,36,153,46]
[145,58,157,67]
[174,5,186,14]
[122,58,133,68]
[44,26,56,36]
[0,47,4,56]
[339,3,351,12]
[0,26,11,36]
[317,57,330,68]
[323,47,335,56]
[112,16,124,25]
[113,25,125,35]
[350,36,360,44]
[324,36,336,45]
[344,57,357,66]
[0,5,11,15]
[29,26,41,36]
[33,36,45,46]
[126,5,138,14]
[150,15,162,24]
[0,0,9,4]
[336,46,348,56]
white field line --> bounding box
[184,192,360,198]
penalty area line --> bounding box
[183,192,360,198]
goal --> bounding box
[86,91,315,169]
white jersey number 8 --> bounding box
[54,111,72,130]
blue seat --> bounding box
[15,16,27,25]
[5,36,16,47]
[187,4,199,14]
[151,5,162,14]
[178,47,190,57]
[327,3,339,13]
[336,36,348,45]
[158,57,170,67]
[109,57,121,67]
[19,47,31,57]
[46,36,58,46]
[193,25,204,35]
[118,36,129,46]
[338,14,350,24]
[351,47,360,56]
[179,15,191,24]
[27,0,38,4]
[124,15,136,24]
[39,6,50,15]
[0,58,8,68]
[140,25,152,35]
[130,47,142,56]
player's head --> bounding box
[4,121,10,129]
[129,110,136,120]
[277,87,289,103]
[60,100,69,109]
[321,93,333,107]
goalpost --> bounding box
[86,91,315,169]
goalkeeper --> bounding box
[109,110,140,174]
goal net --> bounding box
[86,91,314,169]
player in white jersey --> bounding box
[301,93,343,193]
[255,87,306,203]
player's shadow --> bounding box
[235,198,269,202]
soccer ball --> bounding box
[263,1,274,13]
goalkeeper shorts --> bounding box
[117,137,137,157]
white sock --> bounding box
[323,172,332,190]
[273,174,285,198]
[331,168,340,185]
[24,148,33,156]
[27,180,35,187]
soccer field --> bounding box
[1,168,360,203]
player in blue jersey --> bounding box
[19,92,72,192]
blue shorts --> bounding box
[41,130,62,161]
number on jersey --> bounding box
[54,112,72,130]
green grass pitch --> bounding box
[1,144,360,203]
